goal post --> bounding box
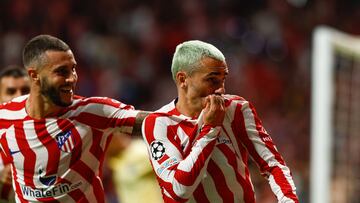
[311,26,360,203]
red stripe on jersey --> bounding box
[88,129,106,203]
[10,158,27,202]
[70,160,104,202]
[161,181,187,203]
[249,104,285,165]
[232,104,269,172]
[15,122,37,188]
[55,119,82,169]
[91,174,105,203]
[0,119,15,129]
[163,192,186,203]
[57,178,88,202]
[0,136,12,163]
[272,166,299,202]
[34,196,60,202]
[239,143,253,193]
[71,160,96,190]
[89,129,104,161]
[143,115,157,144]
[174,138,216,186]
[166,125,183,157]
[158,154,170,165]
[217,144,255,203]
[207,159,234,203]
[101,133,113,177]
[0,99,26,111]
[233,103,297,200]
[177,122,198,157]
[68,189,90,203]
[229,113,254,186]
[13,179,28,203]
[167,108,181,115]
[35,120,60,183]
[72,112,135,130]
[195,125,214,140]
[62,97,133,117]
[193,183,210,203]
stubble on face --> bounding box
[40,76,72,107]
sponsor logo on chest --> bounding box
[20,181,82,199]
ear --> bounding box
[176,71,187,88]
[27,68,40,83]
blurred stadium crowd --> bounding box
[0,0,359,202]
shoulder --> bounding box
[146,100,177,119]
[144,102,181,126]
[0,95,27,111]
[0,97,27,121]
[72,96,135,110]
[145,112,173,123]
[223,94,249,107]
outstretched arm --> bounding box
[132,111,151,137]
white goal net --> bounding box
[311,26,360,203]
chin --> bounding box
[60,101,73,107]
[55,97,73,107]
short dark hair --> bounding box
[0,65,27,80]
[22,34,70,68]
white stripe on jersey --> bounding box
[201,175,222,203]
[0,108,27,120]
[6,125,24,185]
[212,147,244,193]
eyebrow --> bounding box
[53,63,77,71]
[206,69,229,77]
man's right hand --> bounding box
[202,94,225,127]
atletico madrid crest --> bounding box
[55,130,76,152]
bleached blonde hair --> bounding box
[171,40,225,81]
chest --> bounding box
[2,119,93,168]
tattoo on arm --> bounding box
[132,111,151,137]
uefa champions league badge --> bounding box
[150,140,165,161]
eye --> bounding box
[54,67,70,76]
[5,88,16,95]
[21,86,30,95]
[207,77,221,85]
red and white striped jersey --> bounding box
[142,95,299,203]
[0,95,139,203]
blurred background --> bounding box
[0,0,359,202]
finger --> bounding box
[209,95,217,108]
[212,95,224,106]
[204,96,211,111]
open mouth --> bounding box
[60,87,73,94]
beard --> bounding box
[40,77,73,107]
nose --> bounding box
[66,71,77,83]
[14,90,23,98]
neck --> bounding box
[26,88,62,119]
[176,94,203,118]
